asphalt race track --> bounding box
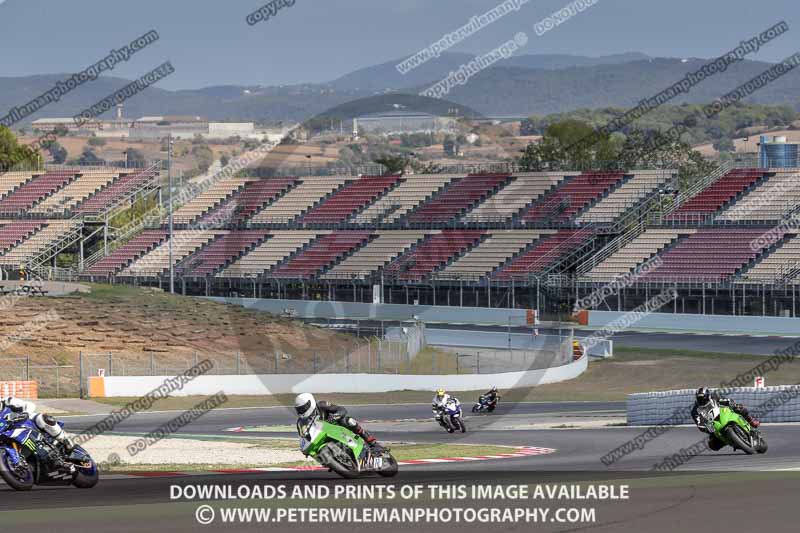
[2,402,800,531]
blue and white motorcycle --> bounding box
[0,406,99,491]
[440,398,466,434]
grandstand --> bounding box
[4,159,800,317]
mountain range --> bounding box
[2,52,798,126]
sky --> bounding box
[1,0,798,90]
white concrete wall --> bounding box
[99,354,587,396]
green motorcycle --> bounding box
[296,416,399,479]
[695,401,767,455]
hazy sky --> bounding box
[1,0,797,89]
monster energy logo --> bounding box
[23,439,36,452]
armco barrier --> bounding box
[627,386,800,425]
[589,310,800,336]
[92,354,587,396]
[205,297,533,326]
[0,381,38,400]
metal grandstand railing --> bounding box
[81,161,164,223]
[539,226,597,277]
[576,219,646,276]
[26,221,85,273]
[664,160,734,217]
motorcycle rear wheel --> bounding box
[0,451,34,491]
[724,425,756,454]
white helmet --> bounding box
[294,393,317,418]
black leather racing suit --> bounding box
[316,401,380,448]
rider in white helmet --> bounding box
[1,396,73,451]
[294,393,384,451]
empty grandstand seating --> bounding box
[84,229,167,276]
[120,230,223,277]
[717,169,800,222]
[0,221,45,253]
[492,229,589,280]
[0,220,82,266]
[229,177,299,225]
[299,176,401,224]
[404,174,511,224]
[0,172,36,199]
[249,176,349,224]
[218,231,321,278]
[0,169,78,215]
[437,230,555,279]
[73,168,158,215]
[639,228,776,282]
[743,234,800,282]
[581,229,696,282]
[462,173,565,222]
[578,171,670,223]
[270,232,373,279]
[172,176,253,225]
[665,169,765,222]
[521,171,626,224]
[385,230,486,281]
[178,230,268,277]
[354,174,461,224]
[30,170,120,215]
[322,231,433,279]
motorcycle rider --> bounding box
[432,388,461,427]
[481,386,500,408]
[691,387,760,450]
[293,393,384,452]
[1,396,74,452]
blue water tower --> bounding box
[760,135,799,168]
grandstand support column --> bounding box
[205,278,209,297]
[460,279,463,307]
[511,278,515,308]
[702,284,706,314]
[793,285,796,317]
[79,239,84,271]
[168,136,175,295]
[487,278,491,308]
[732,285,736,315]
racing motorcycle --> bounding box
[695,399,767,455]
[297,415,398,479]
[472,394,499,414]
[440,398,466,433]
[0,406,99,490]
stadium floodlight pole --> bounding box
[168,135,174,294]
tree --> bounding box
[373,155,407,175]
[0,125,39,170]
[72,149,104,166]
[125,148,147,167]
[47,141,67,164]
[88,136,106,147]
[712,138,736,153]
[443,138,458,156]
[191,144,214,173]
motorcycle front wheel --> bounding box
[377,453,399,477]
[0,449,34,491]
[724,425,756,454]
[319,442,359,479]
[72,458,100,488]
